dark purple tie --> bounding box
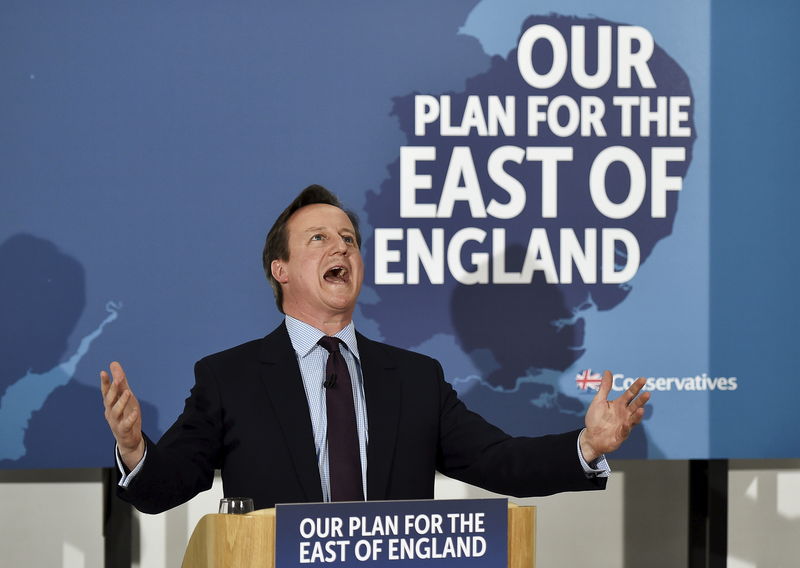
[318,336,364,501]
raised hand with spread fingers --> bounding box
[580,371,650,463]
[100,361,145,470]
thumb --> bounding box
[594,370,612,402]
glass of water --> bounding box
[218,497,255,514]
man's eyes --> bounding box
[310,233,355,244]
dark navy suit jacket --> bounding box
[119,324,605,513]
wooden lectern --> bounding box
[182,503,536,568]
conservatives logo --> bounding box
[576,370,739,392]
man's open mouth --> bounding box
[324,265,349,284]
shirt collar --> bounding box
[285,315,360,361]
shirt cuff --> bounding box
[577,428,611,478]
[115,443,147,488]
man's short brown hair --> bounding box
[262,184,361,313]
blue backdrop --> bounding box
[0,0,796,468]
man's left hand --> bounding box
[580,371,650,463]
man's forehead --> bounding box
[288,203,354,233]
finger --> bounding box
[100,370,111,398]
[108,388,128,422]
[110,389,134,423]
[630,407,646,426]
[120,405,139,429]
[621,377,646,405]
[103,374,120,410]
[594,370,613,401]
[110,361,128,390]
[628,390,651,412]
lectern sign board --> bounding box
[275,498,508,567]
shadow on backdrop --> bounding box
[450,243,650,457]
[0,234,158,469]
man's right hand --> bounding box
[101,361,145,471]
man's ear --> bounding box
[271,259,289,284]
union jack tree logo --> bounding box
[576,369,603,391]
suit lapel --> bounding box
[358,332,401,500]
[258,323,323,503]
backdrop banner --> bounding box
[6,1,766,469]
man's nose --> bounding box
[331,237,349,254]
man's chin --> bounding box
[320,294,358,314]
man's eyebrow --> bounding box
[302,226,355,234]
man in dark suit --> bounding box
[101,185,649,513]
